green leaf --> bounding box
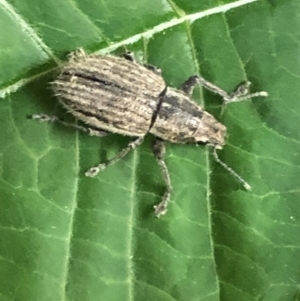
[1,0,300,300]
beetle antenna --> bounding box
[212,148,251,191]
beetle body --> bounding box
[53,54,226,148]
[43,49,268,216]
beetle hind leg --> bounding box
[152,139,172,217]
[30,113,109,137]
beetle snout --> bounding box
[194,112,227,147]
[208,122,227,149]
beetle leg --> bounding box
[85,136,144,177]
[180,75,201,95]
[30,114,109,137]
[180,75,230,97]
[152,139,172,217]
[224,81,268,104]
[122,51,135,62]
[122,51,162,75]
[67,48,87,62]
[180,75,268,103]
[144,64,162,76]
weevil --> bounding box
[32,49,268,217]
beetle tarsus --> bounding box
[224,81,269,104]
[30,113,58,122]
[154,198,168,217]
[85,164,106,177]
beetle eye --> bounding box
[213,126,219,133]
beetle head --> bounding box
[194,111,226,148]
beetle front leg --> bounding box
[180,75,268,103]
[152,139,172,217]
[85,136,144,177]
